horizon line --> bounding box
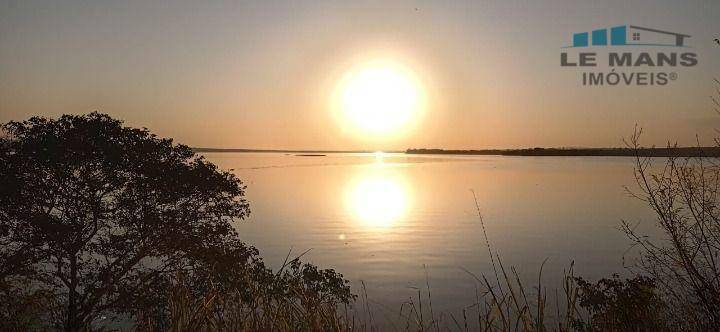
[192,145,720,153]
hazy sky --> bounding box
[1,0,719,150]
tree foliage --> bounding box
[0,113,353,331]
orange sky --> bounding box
[1,0,719,150]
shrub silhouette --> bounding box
[572,275,666,331]
[0,113,353,331]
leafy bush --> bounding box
[572,275,667,331]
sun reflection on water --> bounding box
[344,156,411,229]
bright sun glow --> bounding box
[335,60,423,137]
[345,168,410,229]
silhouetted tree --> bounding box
[624,130,720,330]
[0,113,257,330]
[622,82,720,330]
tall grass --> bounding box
[369,192,583,332]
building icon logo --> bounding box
[559,25,698,86]
[567,25,691,48]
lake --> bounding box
[202,152,660,325]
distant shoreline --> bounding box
[193,147,720,157]
[406,147,720,157]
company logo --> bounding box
[566,25,690,48]
[560,24,698,86]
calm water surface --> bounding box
[203,152,659,322]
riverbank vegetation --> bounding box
[0,113,353,331]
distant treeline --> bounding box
[406,147,720,157]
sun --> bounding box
[334,60,424,137]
